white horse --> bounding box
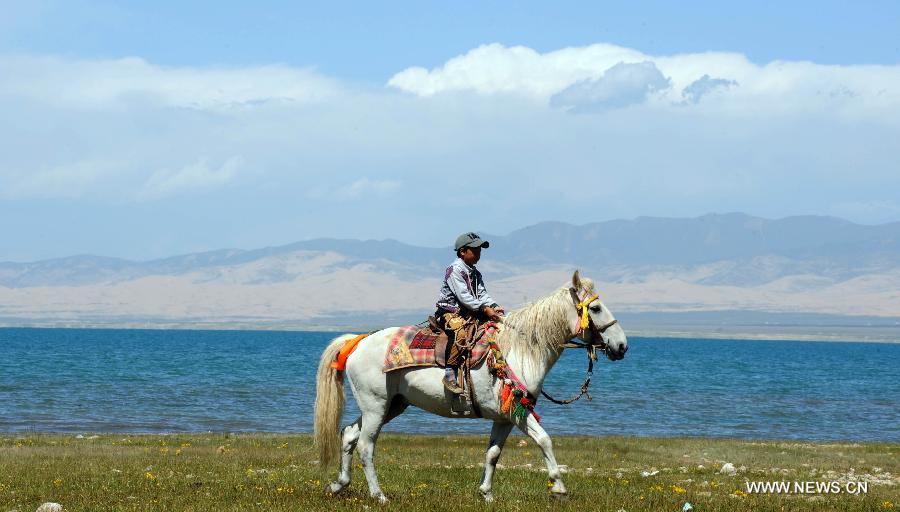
[314,271,628,503]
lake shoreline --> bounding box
[2,321,899,343]
[3,431,898,445]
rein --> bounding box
[539,287,617,405]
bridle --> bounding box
[540,287,618,405]
[568,287,617,352]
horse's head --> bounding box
[570,270,628,361]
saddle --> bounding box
[382,318,494,373]
[408,321,451,366]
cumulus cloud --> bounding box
[681,74,738,104]
[550,61,671,112]
[388,43,646,98]
[387,43,900,115]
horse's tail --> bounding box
[314,334,354,468]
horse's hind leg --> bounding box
[478,421,514,502]
[356,411,388,503]
[356,395,408,503]
[516,414,567,497]
[326,399,407,496]
[326,416,362,494]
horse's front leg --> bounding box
[478,421,514,502]
[516,414,567,497]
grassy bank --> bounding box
[1,433,897,511]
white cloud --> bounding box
[550,61,671,112]
[388,43,646,98]
[338,178,401,199]
[307,178,402,200]
[0,55,340,110]
[138,157,242,200]
[388,43,900,116]
[0,159,124,199]
[1,45,899,259]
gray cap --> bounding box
[454,232,490,251]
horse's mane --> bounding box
[495,277,595,370]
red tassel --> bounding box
[501,388,515,414]
[500,383,511,404]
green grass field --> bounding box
[1,433,897,511]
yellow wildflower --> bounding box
[883,502,894,510]
[672,485,686,494]
[53,479,63,487]
[175,448,182,456]
[732,489,748,497]
[145,472,156,480]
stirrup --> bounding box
[442,376,464,394]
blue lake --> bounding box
[1,328,898,442]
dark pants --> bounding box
[435,308,484,368]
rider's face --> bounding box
[460,246,481,265]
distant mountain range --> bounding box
[2,213,899,335]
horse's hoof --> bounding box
[375,493,389,505]
[324,482,345,495]
[549,491,569,502]
[481,492,494,503]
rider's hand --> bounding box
[483,305,503,321]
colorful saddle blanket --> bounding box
[383,324,497,373]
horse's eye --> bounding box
[590,306,601,312]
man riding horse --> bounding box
[434,231,505,394]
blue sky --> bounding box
[2,1,900,261]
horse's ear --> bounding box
[572,270,581,289]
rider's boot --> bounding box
[442,366,464,394]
